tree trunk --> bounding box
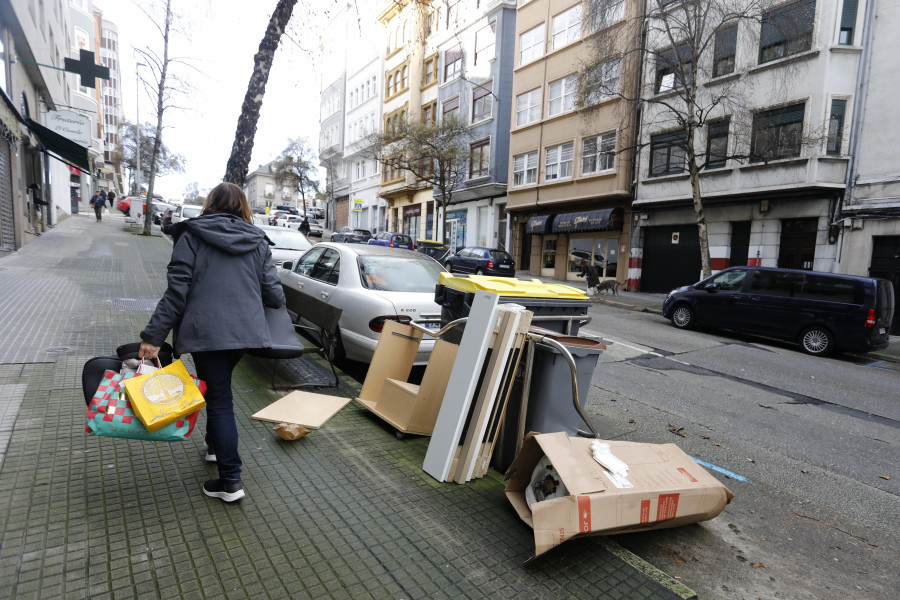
[142,0,172,236]
[689,162,711,278]
[223,0,297,186]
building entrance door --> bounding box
[869,235,900,334]
[778,218,817,270]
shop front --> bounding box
[550,208,625,283]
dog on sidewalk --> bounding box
[593,279,623,296]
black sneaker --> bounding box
[202,479,245,503]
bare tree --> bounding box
[223,0,298,186]
[271,137,321,216]
[583,0,820,277]
[361,117,471,245]
[110,120,184,194]
[135,0,193,235]
[183,181,201,203]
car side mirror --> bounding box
[281,261,293,271]
[704,282,719,292]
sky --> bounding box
[94,0,332,200]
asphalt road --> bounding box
[578,305,899,599]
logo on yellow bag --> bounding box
[141,373,185,405]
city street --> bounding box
[575,306,899,599]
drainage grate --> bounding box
[110,298,159,311]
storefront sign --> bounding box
[552,208,622,233]
[46,110,91,147]
[527,215,552,234]
[404,205,421,217]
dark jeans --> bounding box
[93,205,102,221]
[191,350,245,482]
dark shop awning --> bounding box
[526,215,553,234]
[25,118,91,171]
[552,208,622,233]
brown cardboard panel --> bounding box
[251,391,350,429]
[358,321,422,404]
[505,433,734,560]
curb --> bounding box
[598,538,698,599]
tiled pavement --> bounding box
[0,214,693,599]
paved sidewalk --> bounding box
[0,215,692,599]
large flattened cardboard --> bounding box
[251,391,350,429]
[357,320,423,405]
[505,432,734,560]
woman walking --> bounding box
[139,182,285,502]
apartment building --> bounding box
[95,9,123,195]
[430,0,518,253]
[631,0,868,292]
[507,0,638,285]
[377,0,437,240]
[837,0,900,332]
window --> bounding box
[827,99,846,155]
[423,54,438,86]
[470,139,491,178]
[545,143,574,181]
[713,25,737,77]
[444,45,462,82]
[839,0,858,44]
[588,0,625,33]
[649,131,687,176]
[706,119,730,168]
[583,58,620,105]
[402,65,408,89]
[759,0,816,64]
[711,269,748,291]
[475,21,496,65]
[655,44,693,93]
[751,103,805,162]
[552,5,582,50]
[582,132,615,174]
[422,101,436,126]
[548,75,577,116]
[472,81,493,122]
[386,74,393,97]
[513,152,538,186]
[516,88,542,126]
[426,9,439,36]
[442,96,460,122]
[520,24,545,65]
[394,69,401,94]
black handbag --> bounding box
[247,306,305,359]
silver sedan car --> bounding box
[279,243,445,364]
[257,225,313,269]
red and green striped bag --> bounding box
[85,370,203,441]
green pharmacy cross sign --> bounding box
[64,50,110,89]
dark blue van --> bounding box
[662,267,894,356]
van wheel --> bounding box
[800,326,833,356]
[671,304,695,329]
[445,262,454,273]
[475,268,485,276]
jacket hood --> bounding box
[173,213,269,254]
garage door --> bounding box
[641,225,701,293]
[870,235,900,334]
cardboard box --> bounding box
[505,432,734,560]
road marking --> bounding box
[582,328,694,365]
[864,360,885,367]
[690,456,751,483]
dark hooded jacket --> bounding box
[140,212,286,354]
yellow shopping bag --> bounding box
[124,359,205,432]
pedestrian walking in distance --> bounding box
[138,182,286,503]
[89,191,104,222]
[299,216,310,236]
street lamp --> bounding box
[135,62,146,199]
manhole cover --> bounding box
[44,347,72,353]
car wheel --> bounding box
[445,261,454,273]
[800,326,833,356]
[671,304,695,329]
[321,327,345,362]
[475,268,485,276]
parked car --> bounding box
[416,239,451,262]
[256,225,313,269]
[269,210,291,226]
[662,266,895,356]
[331,226,373,244]
[286,217,324,237]
[368,232,414,250]
[279,243,445,364]
[169,204,204,228]
[445,247,516,277]
[278,214,303,227]
[151,201,173,225]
